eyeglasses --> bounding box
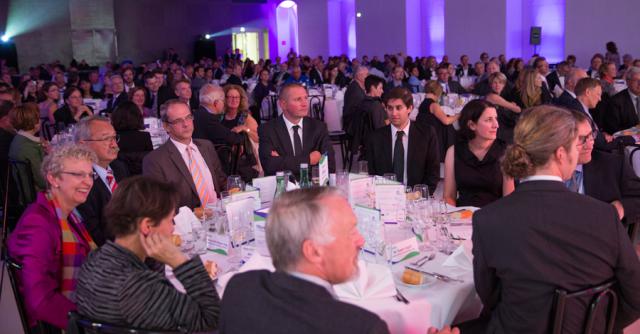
[166,114,194,125]
[226,95,241,100]
[84,134,120,143]
[60,171,97,179]
[578,131,597,145]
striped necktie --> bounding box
[187,146,211,206]
[106,169,117,193]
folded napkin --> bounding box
[442,244,473,271]
[286,181,300,191]
[218,252,275,293]
[334,261,396,300]
[173,206,200,235]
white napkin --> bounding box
[286,181,299,191]
[173,206,199,235]
[334,261,396,300]
[442,244,473,271]
[217,252,275,293]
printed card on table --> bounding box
[374,183,406,223]
[225,198,256,240]
[348,174,375,208]
[319,153,329,186]
[230,186,261,210]
[251,176,276,206]
[354,205,382,253]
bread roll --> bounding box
[172,234,182,247]
[401,268,424,285]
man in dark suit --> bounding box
[143,99,226,209]
[546,61,570,97]
[75,116,129,246]
[436,64,467,95]
[258,83,336,179]
[555,67,587,111]
[605,67,640,134]
[384,65,411,94]
[366,87,440,191]
[342,65,368,137]
[472,62,512,96]
[470,107,640,333]
[572,116,640,225]
[174,79,199,110]
[105,74,128,113]
[220,188,390,333]
[308,59,324,87]
[144,70,173,118]
[455,55,476,78]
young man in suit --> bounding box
[572,115,640,225]
[366,87,440,192]
[258,83,335,179]
[220,187,459,334]
[143,99,226,209]
[75,116,129,245]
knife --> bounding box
[404,266,464,283]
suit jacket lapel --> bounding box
[91,167,112,199]
[276,116,295,156]
[382,125,393,172]
[166,140,198,197]
[302,117,314,153]
[582,163,596,196]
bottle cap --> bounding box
[300,163,308,169]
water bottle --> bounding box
[299,163,311,189]
[275,171,287,197]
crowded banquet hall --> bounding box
[1,0,640,333]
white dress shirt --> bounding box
[170,138,218,200]
[391,121,410,184]
[519,174,563,183]
[283,115,303,155]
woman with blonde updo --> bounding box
[466,105,640,333]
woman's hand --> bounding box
[140,232,188,269]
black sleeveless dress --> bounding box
[454,139,506,207]
[416,98,456,162]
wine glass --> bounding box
[227,175,242,193]
[383,173,396,182]
[413,184,430,199]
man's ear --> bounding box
[301,239,323,265]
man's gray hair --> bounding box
[199,83,224,105]
[73,115,111,142]
[266,187,341,271]
[41,143,97,188]
[159,99,189,122]
[625,66,640,81]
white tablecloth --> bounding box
[168,219,480,333]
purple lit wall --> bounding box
[327,0,356,59]
[524,0,565,63]
[354,0,406,58]
[405,0,432,57]
[445,0,506,62]
[297,0,329,58]
[276,2,299,58]
[505,0,522,60]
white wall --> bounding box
[354,0,406,58]
[298,0,329,58]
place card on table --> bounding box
[230,186,261,210]
[384,227,420,264]
[354,205,382,253]
[349,174,375,208]
[374,183,406,223]
[319,153,329,186]
[252,211,270,257]
[251,175,276,206]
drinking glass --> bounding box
[335,171,349,197]
[358,161,368,175]
[228,226,248,267]
[283,170,293,185]
[311,166,320,186]
[383,173,396,182]
[413,184,430,199]
[227,175,242,193]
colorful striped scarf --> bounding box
[46,191,97,300]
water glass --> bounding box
[383,173,396,182]
[227,175,243,193]
[311,166,320,186]
[358,161,368,175]
[192,223,208,255]
[335,171,349,197]
[413,184,430,199]
[228,226,248,266]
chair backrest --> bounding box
[552,280,618,334]
[308,95,325,121]
[260,95,279,123]
[1,255,30,334]
[9,159,37,207]
[40,118,57,142]
[67,311,186,334]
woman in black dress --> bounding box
[416,80,460,162]
[443,99,514,207]
[223,84,261,180]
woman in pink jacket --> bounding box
[8,143,98,330]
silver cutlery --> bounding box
[395,288,410,304]
[409,254,430,266]
[404,266,464,283]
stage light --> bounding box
[279,1,296,9]
[240,27,246,32]
[1,34,9,43]
[205,34,211,40]
[356,12,362,18]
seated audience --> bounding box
[485,72,521,143]
[7,144,98,330]
[570,114,640,225]
[443,100,514,207]
[79,77,103,99]
[8,103,47,191]
[128,86,153,117]
[366,87,439,191]
[0,100,15,194]
[38,82,60,124]
[76,176,220,332]
[174,78,198,110]
[436,63,467,94]
[512,68,552,109]
[555,67,588,112]
[455,54,476,78]
[252,68,276,120]
[348,75,388,159]
[143,99,226,209]
[605,66,640,134]
[74,116,129,245]
[598,61,618,97]
[471,61,512,96]
[194,84,245,155]
[325,64,348,88]
[469,105,640,333]
[407,66,423,93]
[545,61,570,97]
[258,83,336,179]
[223,84,261,179]
[384,65,411,93]
[342,65,368,133]
[587,53,604,79]
[54,87,93,127]
[283,65,311,87]
[220,187,461,334]
[105,74,128,113]
[416,81,459,161]
[110,101,153,175]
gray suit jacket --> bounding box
[142,138,227,209]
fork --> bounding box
[395,288,410,304]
